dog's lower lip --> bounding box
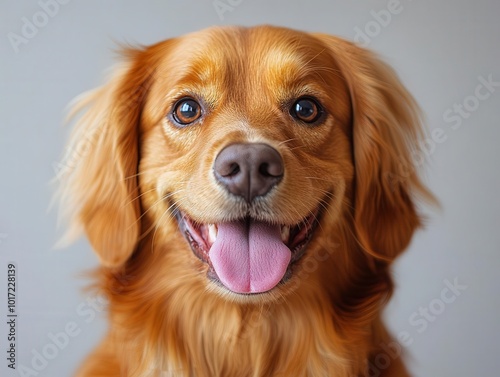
[175,207,321,291]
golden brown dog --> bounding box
[59,25,433,377]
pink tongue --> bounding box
[210,220,291,294]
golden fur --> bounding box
[58,25,434,377]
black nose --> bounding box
[213,143,284,202]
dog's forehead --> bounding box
[157,26,335,99]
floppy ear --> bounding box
[314,34,435,261]
[57,50,154,267]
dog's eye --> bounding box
[290,98,322,123]
[172,98,202,125]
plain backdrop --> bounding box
[1,0,499,376]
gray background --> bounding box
[1,0,499,376]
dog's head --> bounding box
[59,25,432,300]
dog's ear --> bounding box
[57,49,155,267]
[313,34,435,262]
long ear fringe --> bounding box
[52,62,141,266]
[52,84,110,249]
[355,53,436,205]
[313,34,437,262]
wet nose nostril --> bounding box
[227,163,240,177]
[259,163,270,177]
[260,161,283,177]
[213,143,284,202]
[217,161,240,177]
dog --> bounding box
[58,25,434,377]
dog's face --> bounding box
[140,27,352,295]
[61,25,430,302]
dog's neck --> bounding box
[102,227,387,377]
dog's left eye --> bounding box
[290,98,322,123]
[172,98,202,125]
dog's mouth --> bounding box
[176,210,319,295]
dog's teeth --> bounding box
[208,224,218,243]
[281,226,290,243]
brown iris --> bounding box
[291,98,322,123]
[172,98,202,125]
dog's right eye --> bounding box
[172,98,202,126]
[290,97,323,124]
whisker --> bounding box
[151,197,188,254]
[304,176,332,183]
[286,145,307,152]
[123,167,163,180]
[122,187,157,207]
[128,189,186,236]
[277,138,300,147]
